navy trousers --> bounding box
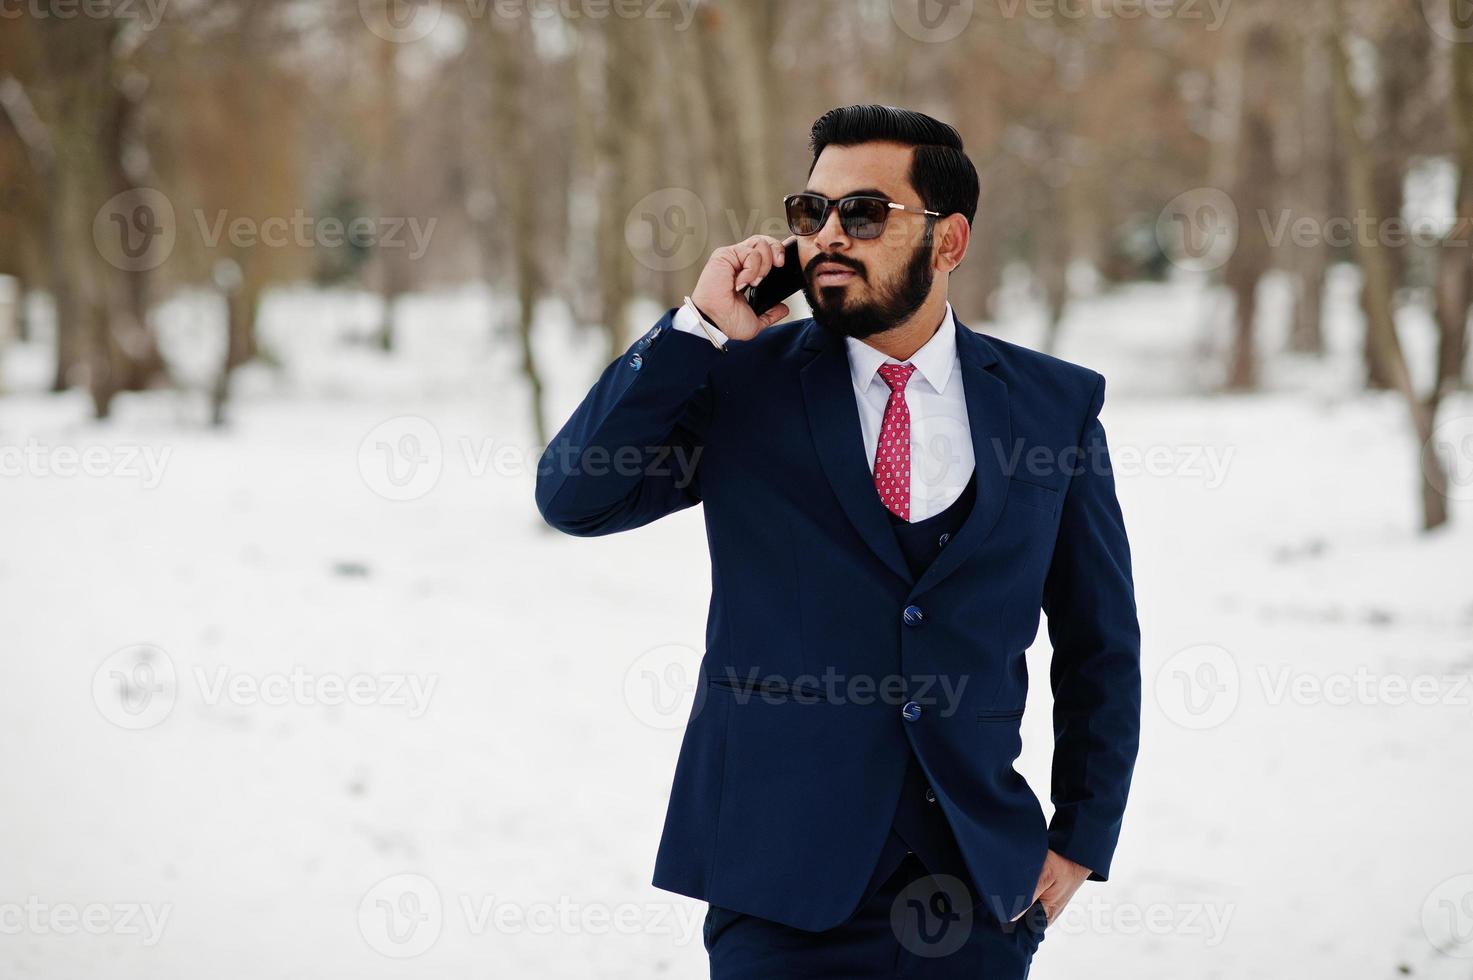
[704,851,1048,978]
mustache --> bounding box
[806,253,866,280]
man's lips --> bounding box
[812,263,859,286]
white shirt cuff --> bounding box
[675,297,730,350]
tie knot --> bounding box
[877,362,917,393]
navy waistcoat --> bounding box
[855,469,983,913]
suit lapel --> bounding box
[799,321,913,584]
[910,317,1011,598]
[797,314,1012,595]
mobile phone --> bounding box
[744,239,804,316]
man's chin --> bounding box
[814,285,853,308]
[811,298,891,341]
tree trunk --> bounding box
[487,17,548,448]
[373,34,405,353]
[210,278,259,427]
[594,19,647,355]
[1434,0,1473,400]
[1359,19,1426,390]
[1223,23,1280,391]
[1329,5,1448,531]
[1289,33,1332,355]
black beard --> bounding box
[805,244,935,341]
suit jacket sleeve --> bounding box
[535,308,722,536]
[1040,372,1142,880]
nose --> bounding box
[815,202,852,254]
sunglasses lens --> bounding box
[785,195,827,236]
[839,198,889,239]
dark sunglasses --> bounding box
[783,192,942,240]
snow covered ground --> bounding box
[1,266,1471,979]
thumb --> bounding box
[756,303,790,331]
[1011,870,1052,922]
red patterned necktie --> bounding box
[873,362,917,520]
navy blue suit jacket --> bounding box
[535,308,1141,932]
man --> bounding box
[536,105,1141,978]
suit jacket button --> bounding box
[937,532,951,548]
[629,353,644,370]
[902,605,924,627]
[901,701,922,722]
[925,787,937,803]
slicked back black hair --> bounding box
[807,104,979,226]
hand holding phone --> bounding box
[689,235,801,341]
[744,239,803,317]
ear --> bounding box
[933,214,971,273]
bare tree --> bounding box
[1432,0,1473,400]
[1329,0,1449,529]
[25,14,169,417]
[1287,31,1334,355]
[1222,22,1282,390]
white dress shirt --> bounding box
[673,300,975,522]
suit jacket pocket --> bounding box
[976,708,1025,722]
[707,673,826,704]
[703,905,742,952]
[1008,477,1059,515]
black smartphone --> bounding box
[744,239,804,316]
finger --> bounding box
[1039,879,1074,921]
[729,244,755,289]
[714,245,746,283]
[756,302,790,330]
[747,240,777,280]
[1012,886,1056,924]
[735,247,771,291]
[742,234,782,255]
[739,236,781,281]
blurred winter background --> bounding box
[3,0,1473,977]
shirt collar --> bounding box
[845,302,958,395]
